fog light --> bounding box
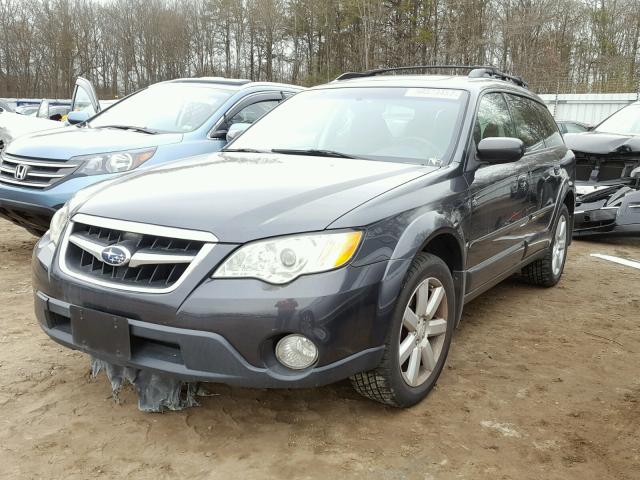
[275,334,318,370]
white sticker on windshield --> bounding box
[404,88,462,99]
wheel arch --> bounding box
[379,213,467,330]
[558,182,575,243]
[419,230,464,273]
[563,189,575,216]
[418,229,466,327]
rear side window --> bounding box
[228,100,279,126]
[505,94,546,152]
[533,102,564,148]
[473,93,514,145]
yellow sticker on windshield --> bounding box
[404,88,462,99]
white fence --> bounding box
[539,93,639,125]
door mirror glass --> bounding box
[67,110,91,125]
[477,137,525,164]
[226,122,251,142]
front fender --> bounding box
[391,211,465,261]
[359,209,467,332]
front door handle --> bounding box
[511,174,529,200]
[516,174,529,191]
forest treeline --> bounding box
[0,0,639,99]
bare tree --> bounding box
[0,0,638,98]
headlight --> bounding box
[73,148,156,175]
[49,203,69,245]
[213,231,363,284]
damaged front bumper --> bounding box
[34,290,384,388]
[567,133,640,237]
[574,183,640,237]
[32,232,389,389]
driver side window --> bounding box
[474,93,515,146]
[504,94,546,152]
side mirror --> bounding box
[67,110,90,125]
[477,137,525,164]
[226,123,251,143]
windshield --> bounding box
[595,104,640,136]
[230,87,468,165]
[89,83,234,133]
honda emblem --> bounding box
[14,163,29,181]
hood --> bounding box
[564,131,640,155]
[76,152,433,243]
[0,111,62,146]
[6,126,183,160]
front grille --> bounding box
[60,215,216,292]
[574,151,640,182]
[0,152,79,189]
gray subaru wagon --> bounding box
[33,66,575,407]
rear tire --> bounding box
[522,204,570,287]
[350,253,455,407]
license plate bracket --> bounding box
[70,306,131,360]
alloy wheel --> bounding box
[399,277,448,387]
[552,215,568,276]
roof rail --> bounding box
[467,67,528,88]
[335,65,494,81]
[335,65,528,88]
[169,77,252,86]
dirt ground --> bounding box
[0,218,638,480]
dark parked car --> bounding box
[564,101,640,237]
[33,66,575,407]
[557,120,591,134]
[1,77,302,236]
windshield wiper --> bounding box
[222,147,271,153]
[271,148,356,159]
[97,125,159,135]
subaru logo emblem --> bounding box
[101,245,132,267]
[14,163,29,181]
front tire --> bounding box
[351,253,455,407]
[522,204,570,287]
[26,227,47,238]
